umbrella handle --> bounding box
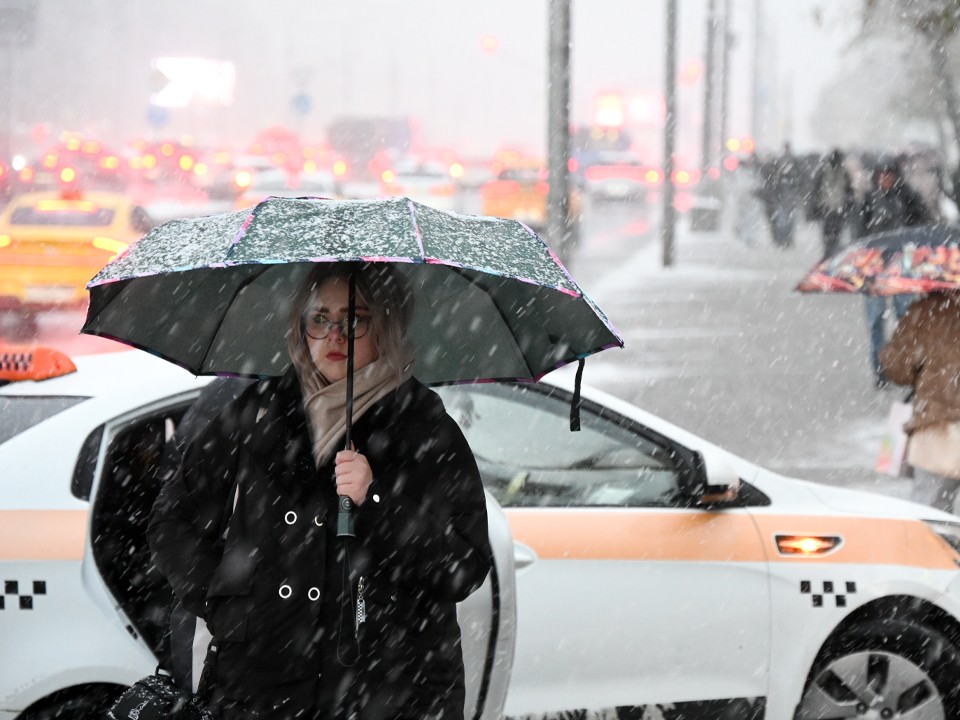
[337,495,355,537]
[337,271,357,538]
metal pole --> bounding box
[719,0,732,209]
[701,0,717,181]
[662,0,678,267]
[751,0,762,147]
[547,0,573,266]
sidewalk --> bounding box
[566,213,911,500]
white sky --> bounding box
[9,0,857,159]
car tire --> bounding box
[796,618,960,719]
[17,685,120,719]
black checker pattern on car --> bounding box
[801,579,856,608]
[1,580,47,610]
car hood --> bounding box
[756,468,960,523]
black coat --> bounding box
[148,371,492,719]
[861,181,933,234]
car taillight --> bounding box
[431,184,455,197]
[99,155,121,171]
[92,236,129,260]
[233,170,253,189]
[333,160,348,177]
[535,181,549,197]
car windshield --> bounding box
[9,206,116,227]
[0,396,89,444]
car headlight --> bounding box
[925,520,960,557]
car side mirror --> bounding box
[678,449,740,507]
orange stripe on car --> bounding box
[505,510,958,569]
[0,511,87,560]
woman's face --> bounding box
[303,276,379,382]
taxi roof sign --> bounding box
[0,346,77,384]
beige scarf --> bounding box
[300,354,414,467]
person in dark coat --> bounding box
[859,157,931,388]
[811,148,854,261]
[761,142,803,248]
[148,262,492,720]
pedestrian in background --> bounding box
[860,156,931,388]
[880,291,960,513]
[810,148,854,261]
[734,155,765,247]
[763,142,803,248]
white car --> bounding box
[381,159,459,212]
[4,348,960,720]
[445,380,960,720]
[0,348,514,720]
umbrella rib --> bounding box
[196,264,272,373]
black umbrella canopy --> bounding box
[83,197,622,383]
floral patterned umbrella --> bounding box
[81,196,622,385]
[795,224,960,296]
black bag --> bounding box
[106,666,217,720]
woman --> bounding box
[148,262,492,719]
[880,290,960,512]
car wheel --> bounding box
[18,685,120,719]
[796,619,960,719]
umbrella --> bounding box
[81,196,621,383]
[83,196,622,535]
[795,224,960,296]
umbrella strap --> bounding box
[570,358,585,432]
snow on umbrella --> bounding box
[795,223,960,296]
[81,196,623,385]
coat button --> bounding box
[278,584,292,599]
[372,494,381,503]
[307,587,321,601]
[284,511,297,525]
[314,515,324,527]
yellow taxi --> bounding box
[480,164,581,235]
[0,191,153,315]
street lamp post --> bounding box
[547,0,573,266]
[662,0,678,267]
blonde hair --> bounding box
[287,262,415,385]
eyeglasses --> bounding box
[302,313,372,340]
